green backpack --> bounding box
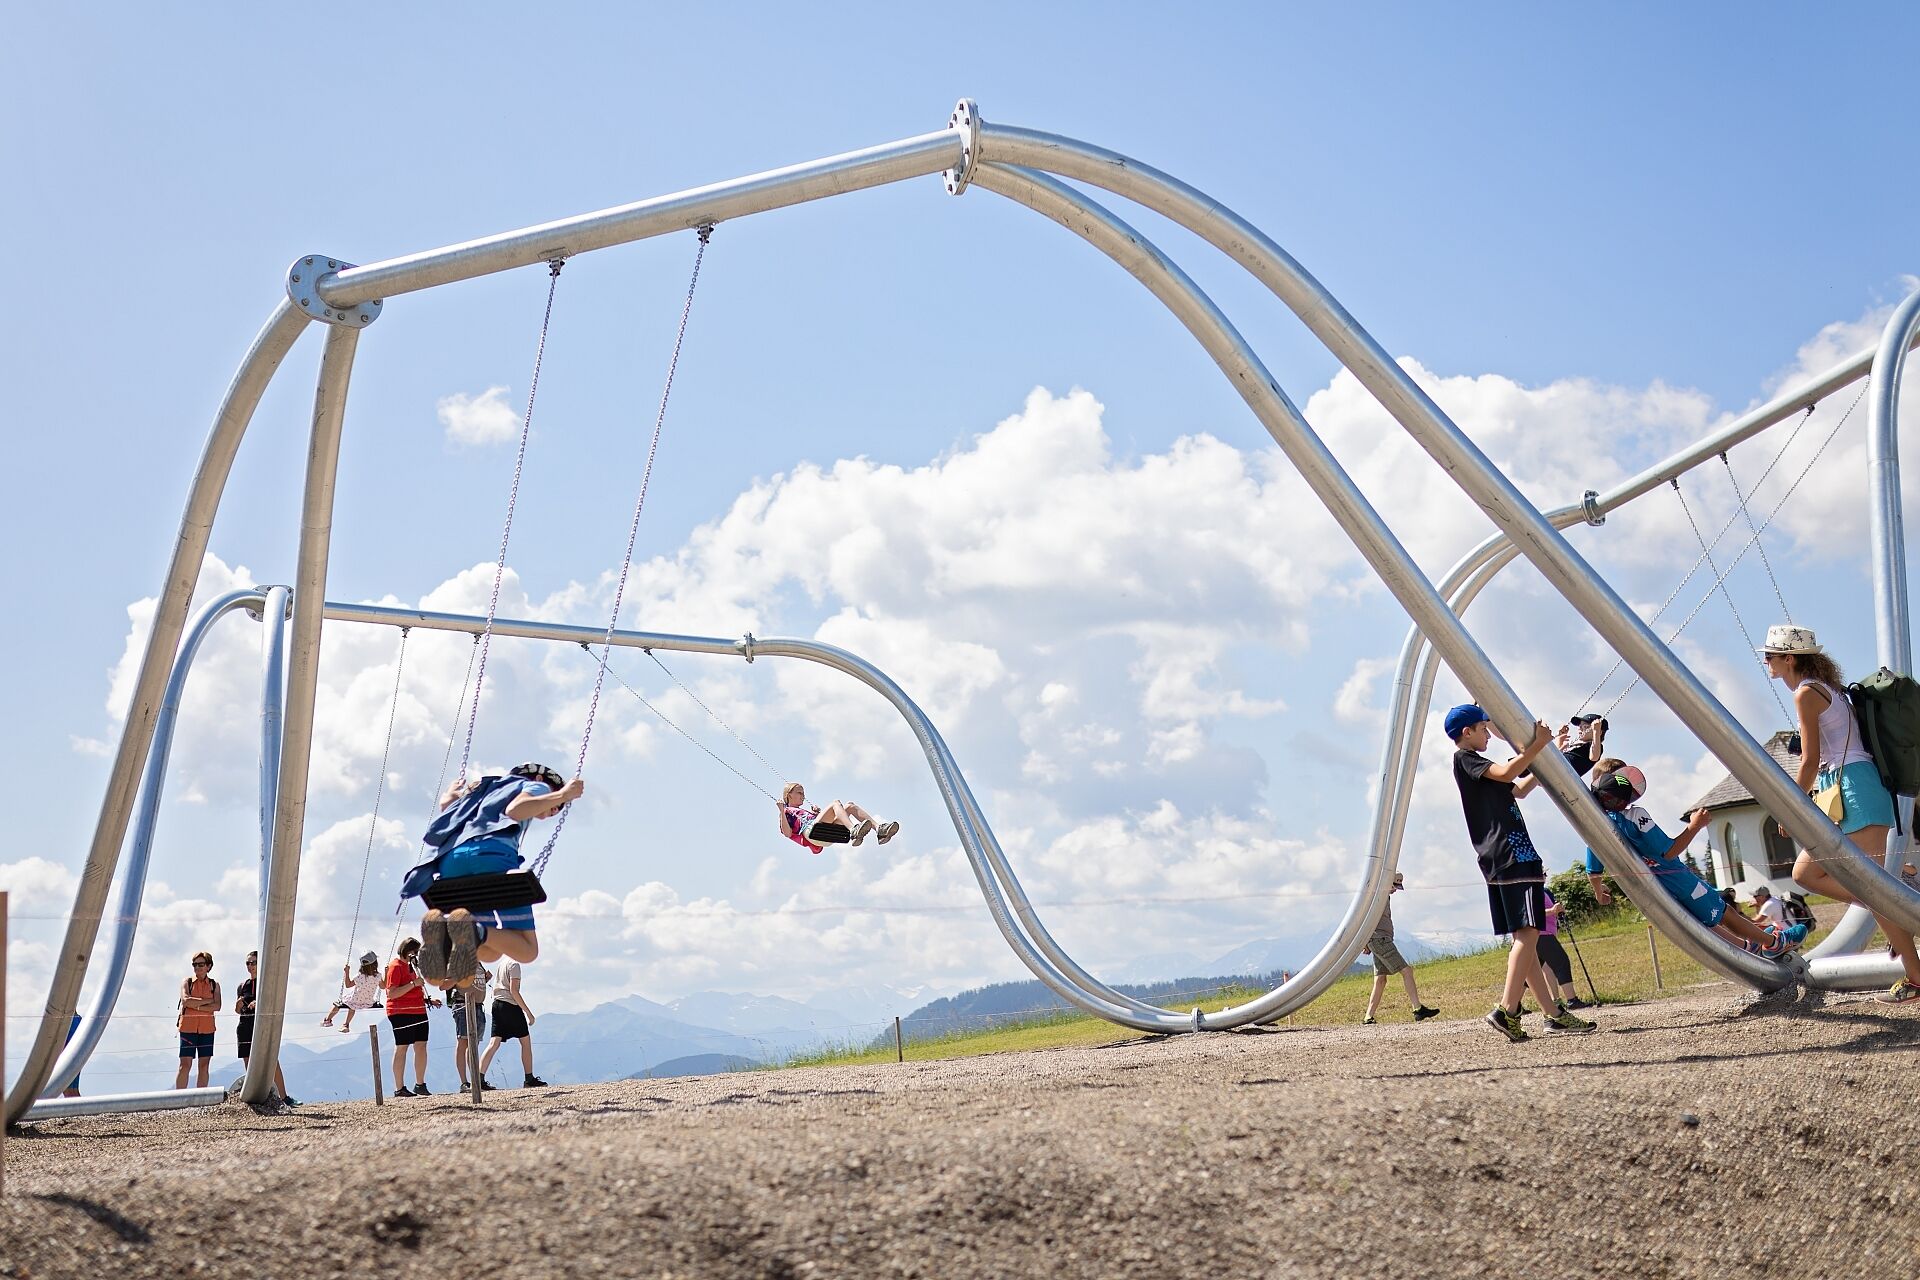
[1847,667,1920,799]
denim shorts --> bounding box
[1819,760,1897,834]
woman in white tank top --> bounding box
[1762,624,1920,1003]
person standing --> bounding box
[1361,873,1438,1024]
[1761,624,1920,1003]
[479,957,547,1089]
[1443,704,1596,1042]
[174,951,220,1089]
[1533,889,1582,1010]
[384,938,439,1097]
[233,950,297,1105]
[451,963,493,1092]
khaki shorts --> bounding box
[1370,936,1408,976]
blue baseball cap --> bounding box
[1444,703,1490,739]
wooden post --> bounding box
[893,1016,904,1063]
[1647,925,1664,991]
[369,1024,384,1106]
[466,991,483,1104]
[2,892,8,1197]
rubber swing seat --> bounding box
[808,821,851,845]
[421,870,549,912]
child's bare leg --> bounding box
[1399,969,1424,1010]
[519,1037,536,1075]
[1793,849,1858,906]
[1365,973,1387,1020]
[1719,913,1776,950]
[477,929,538,964]
[341,1009,356,1031]
[1503,928,1556,1011]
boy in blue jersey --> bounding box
[1583,767,1808,958]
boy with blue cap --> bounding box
[1445,702,1597,1042]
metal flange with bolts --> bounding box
[286,255,383,328]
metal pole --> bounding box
[894,1016,904,1063]
[370,1024,384,1107]
[1647,926,1664,990]
[41,589,268,1097]
[967,160,1795,1000]
[21,1087,226,1122]
[258,585,291,933]
[4,302,310,1128]
[313,132,964,307]
[2,890,8,1195]
[1868,285,1920,676]
[243,323,361,1103]
[468,995,484,1104]
[978,124,1920,941]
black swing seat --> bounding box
[808,821,851,845]
[422,869,548,912]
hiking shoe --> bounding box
[418,910,451,982]
[393,1085,415,1098]
[1564,997,1592,1010]
[481,1079,498,1092]
[1484,1007,1528,1043]
[1412,1005,1440,1021]
[876,820,900,845]
[282,1094,300,1107]
[413,1082,432,1096]
[1361,1015,1376,1025]
[1877,980,1920,1005]
[849,818,876,846]
[1544,1006,1597,1033]
[523,1075,548,1089]
[445,908,479,987]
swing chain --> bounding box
[591,646,781,803]
[1718,448,1794,624]
[459,260,567,785]
[344,627,410,969]
[536,226,715,873]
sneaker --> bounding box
[413,1082,432,1096]
[393,1085,415,1098]
[1484,1007,1528,1043]
[1544,1006,1597,1033]
[875,820,900,845]
[1361,1015,1377,1025]
[418,910,452,983]
[1781,922,1811,950]
[1564,997,1591,1010]
[1412,1005,1440,1021]
[849,818,876,846]
[445,908,479,987]
[282,1095,299,1107]
[523,1075,548,1089]
[1876,980,1920,1005]
[480,1079,498,1092]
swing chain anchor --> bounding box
[1581,489,1606,527]
[695,223,714,246]
[943,98,982,196]
[546,258,565,277]
[286,255,383,329]
[736,633,757,663]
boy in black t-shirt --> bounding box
[1444,703,1597,1043]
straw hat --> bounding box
[1759,624,1823,655]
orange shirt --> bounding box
[385,959,426,1016]
[178,975,218,1034]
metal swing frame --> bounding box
[13,98,1920,1123]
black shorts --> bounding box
[388,1012,430,1046]
[236,1016,254,1060]
[1487,880,1546,935]
[1536,933,1574,984]
[489,999,530,1041]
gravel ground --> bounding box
[4,984,1918,1279]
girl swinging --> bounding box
[777,782,898,854]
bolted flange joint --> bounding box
[943,98,982,196]
[736,632,758,664]
[286,255,383,329]
[1581,489,1606,527]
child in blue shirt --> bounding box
[1583,767,1808,958]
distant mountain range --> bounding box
[42,935,1480,1104]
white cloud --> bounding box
[436,385,521,447]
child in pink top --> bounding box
[777,782,899,854]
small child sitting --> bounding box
[322,951,384,1031]
[1583,767,1809,958]
[777,782,898,854]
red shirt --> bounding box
[384,959,426,1016]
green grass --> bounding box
[774,902,1852,1070]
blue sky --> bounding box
[6,5,1920,1074]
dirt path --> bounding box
[4,984,1917,1279]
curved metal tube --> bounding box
[321,602,1194,1031]
[1869,286,1920,675]
[977,124,1920,946]
[258,585,290,926]
[242,327,360,1102]
[5,300,310,1126]
[969,161,1796,1003]
[40,589,270,1096]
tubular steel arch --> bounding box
[14,101,1916,1123]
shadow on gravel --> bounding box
[37,1192,152,1244]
